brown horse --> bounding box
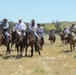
[69,33,76,51]
[0,31,11,55]
[25,31,41,57]
[48,32,56,44]
[0,33,3,45]
[37,33,44,50]
[59,32,69,45]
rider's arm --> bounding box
[3,23,9,29]
[13,24,18,32]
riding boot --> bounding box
[35,35,38,52]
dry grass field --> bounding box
[0,35,76,75]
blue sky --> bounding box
[0,0,76,23]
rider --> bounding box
[13,18,26,36]
[63,26,70,35]
[13,18,26,43]
[48,29,55,40]
[36,23,44,44]
[0,18,10,42]
[29,19,39,41]
[69,23,75,33]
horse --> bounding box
[48,32,56,44]
[0,32,3,45]
[11,30,26,57]
[69,33,76,51]
[59,32,69,45]
[37,32,44,50]
[0,31,11,55]
[25,31,41,57]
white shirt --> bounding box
[36,27,44,36]
[29,23,37,32]
[64,28,70,35]
[13,22,26,32]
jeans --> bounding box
[5,31,9,41]
[34,32,39,41]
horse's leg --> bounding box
[25,45,28,56]
[16,44,19,56]
[8,42,10,54]
[38,45,41,55]
[70,43,72,51]
[20,44,23,57]
[31,46,33,57]
[73,43,75,51]
[6,42,10,55]
[41,44,43,50]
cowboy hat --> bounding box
[18,18,22,21]
[3,17,8,20]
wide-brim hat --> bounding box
[18,18,22,21]
[3,17,8,20]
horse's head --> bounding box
[26,31,35,44]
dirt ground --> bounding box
[0,35,76,75]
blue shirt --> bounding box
[1,22,9,29]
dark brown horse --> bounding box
[0,33,3,45]
[0,31,11,55]
[11,31,26,57]
[25,31,41,57]
[48,32,56,44]
[37,32,44,50]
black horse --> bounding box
[11,31,26,57]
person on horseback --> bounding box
[48,29,55,40]
[36,23,45,44]
[13,18,26,43]
[64,26,70,35]
[0,18,10,42]
[69,23,75,33]
[29,19,39,41]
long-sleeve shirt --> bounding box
[29,23,37,32]
[36,27,44,36]
[1,22,9,29]
[64,28,70,35]
[13,22,26,32]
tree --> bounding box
[52,20,61,28]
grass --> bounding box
[0,35,76,75]
[34,68,45,73]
